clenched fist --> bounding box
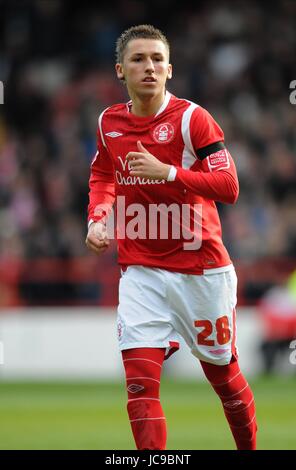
[85,221,110,255]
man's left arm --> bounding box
[126,107,239,204]
[171,144,239,204]
[171,106,239,204]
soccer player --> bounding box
[86,24,257,450]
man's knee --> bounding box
[122,348,165,399]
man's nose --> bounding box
[145,58,155,72]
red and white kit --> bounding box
[88,91,239,363]
[88,91,258,450]
[88,91,239,275]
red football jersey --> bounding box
[88,92,239,274]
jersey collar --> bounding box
[126,90,171,117]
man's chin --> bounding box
[137,87,159,98]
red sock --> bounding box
[122,347,167,450]
[200,357,257,450]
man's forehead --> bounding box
[126,38,168,56]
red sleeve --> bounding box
[174,107,239,204]
[87,126,115,224]
[190,106,224,150]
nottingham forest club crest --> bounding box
[152,122,174,144]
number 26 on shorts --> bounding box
[194,316,231,346]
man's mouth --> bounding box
[142,77,156,82]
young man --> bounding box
[86,25,257,450]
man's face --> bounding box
[116,39,172,98]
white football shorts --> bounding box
[117,265,238,365]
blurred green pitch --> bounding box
[0,377,295,450]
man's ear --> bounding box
[115,63,125,81]
[167,63,173,80]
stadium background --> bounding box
[0,0,296,449]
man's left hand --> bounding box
[126,141,171,180]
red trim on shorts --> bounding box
[164,341,180,360]
[231,308,238,359]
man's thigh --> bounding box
[117,266,181,356]
[168,268,238,365]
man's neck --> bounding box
[130,91,166,117]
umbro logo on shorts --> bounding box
[105,131,123,138]
[127,384,145,393]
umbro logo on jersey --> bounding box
[105,131,123,138]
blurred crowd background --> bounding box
[0,0,296,307]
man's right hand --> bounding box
[85,221,110,255]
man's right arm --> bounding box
[86,124,115,254]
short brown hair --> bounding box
[115,24,170,63]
